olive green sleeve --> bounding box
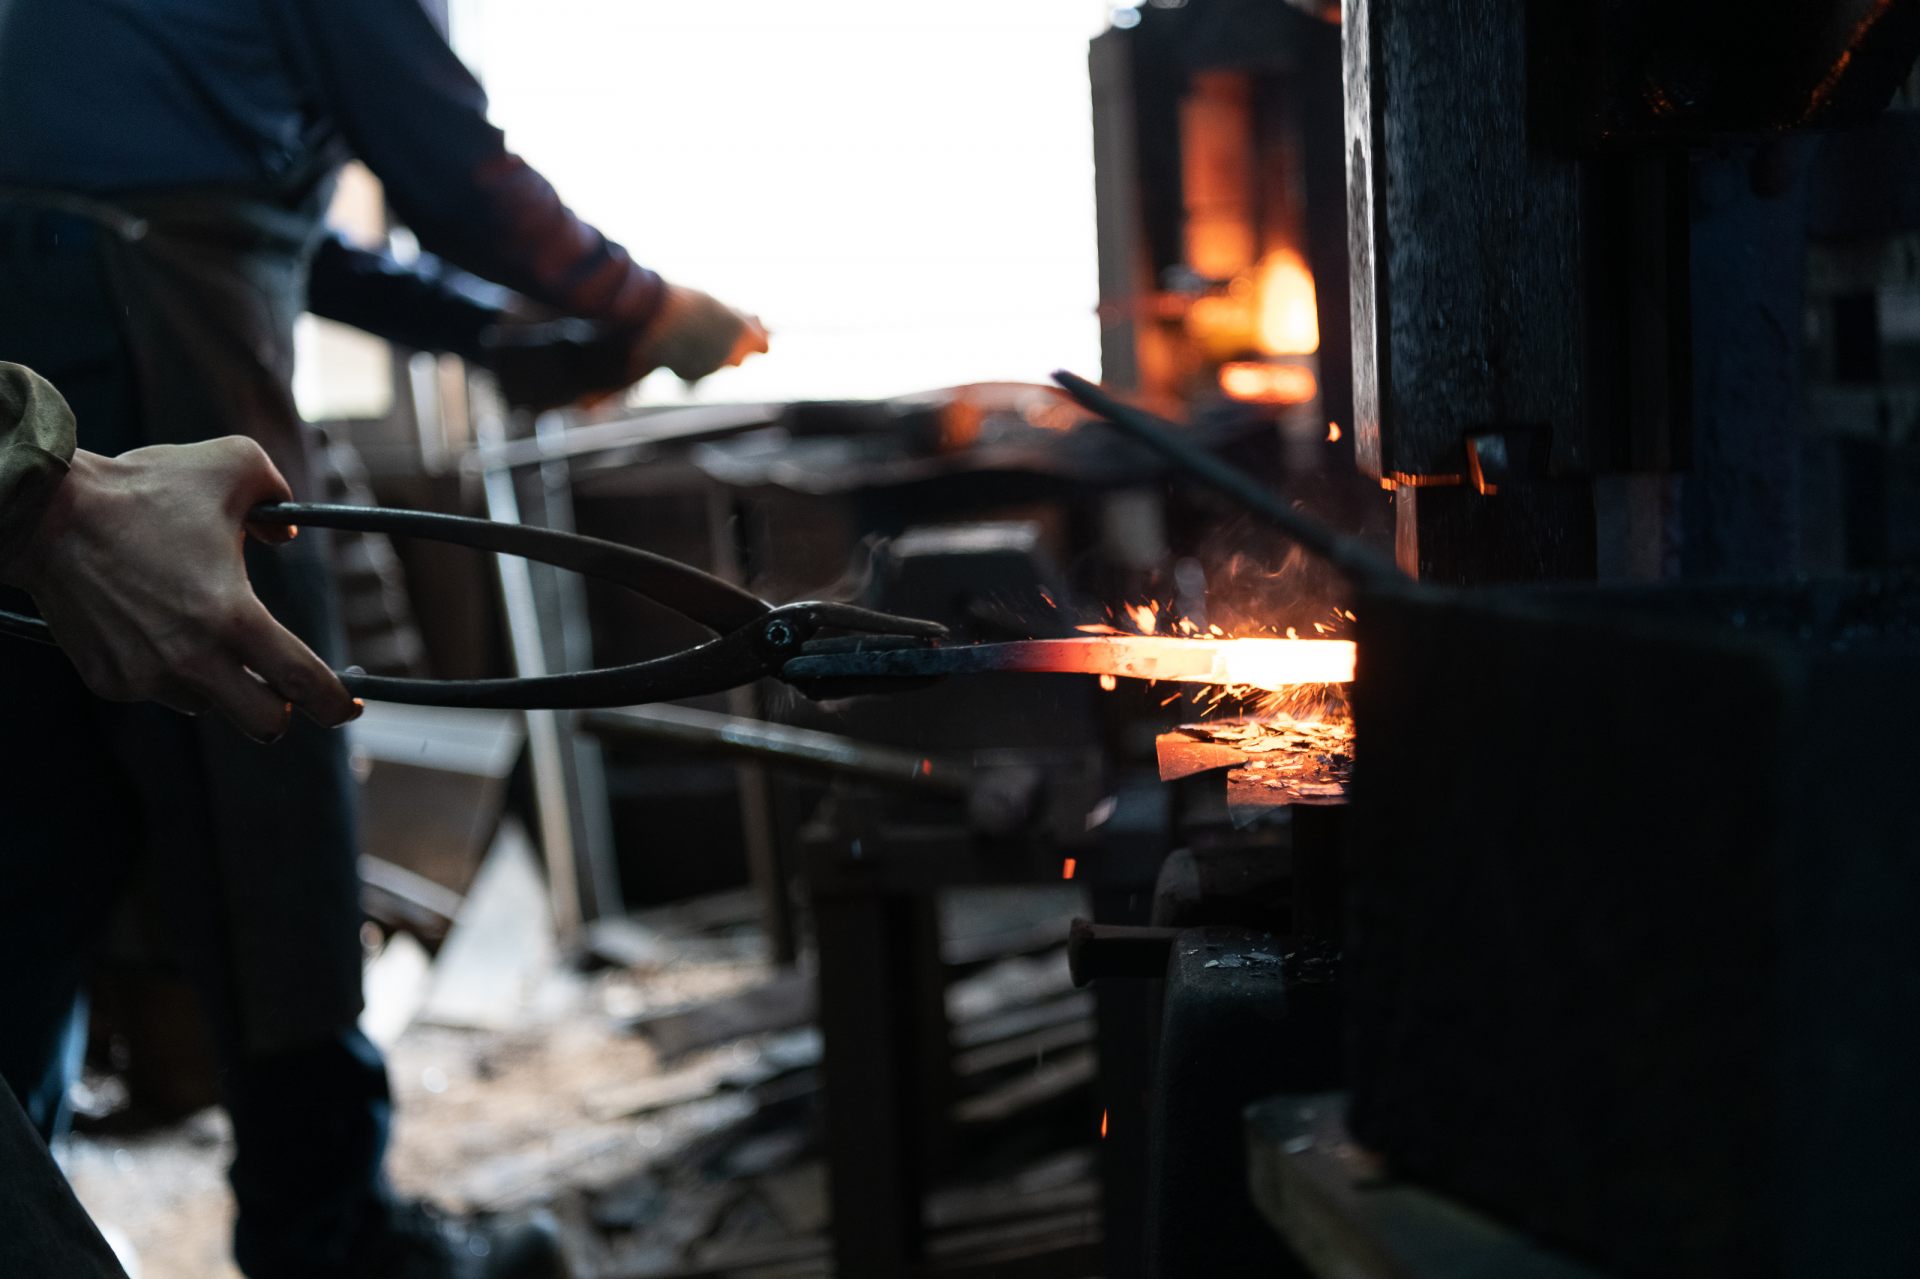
[0,363,78,565]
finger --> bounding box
[149,679,213,718]
[195,662,294,744]
[230,440,299,544]
[229,600,361,729]
[246,519,299,546]
[730,319,770,367]
[212,436,294,521]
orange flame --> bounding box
[1327,421,1343,443]
[1256,248,1318,356]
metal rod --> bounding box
[579,704,973,798]
[1051,370,1409,589]
[475,402,781,473]
[474,393,585,941]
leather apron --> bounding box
[0,182,364,1057]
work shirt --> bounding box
[0,0,665,333]
[0,365,75,567]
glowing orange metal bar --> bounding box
[783,636,1356,691]
[973,636,1356,690]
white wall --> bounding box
[446,0,1112,404]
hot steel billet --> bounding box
[782,635,1355,691]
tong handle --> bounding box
[257,503,771,635]
[0,505,948,710]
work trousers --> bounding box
[0,206,397,1277]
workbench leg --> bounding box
[1093,973,1153,1279]
[814,885,945,1276]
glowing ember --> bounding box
[1127,602,1160,634]
[1062,858,1079,881]
[1327,421,1343,443]
[1100,1109,1110,1139]
[1117,597,1357,808]
[1164,714,1354,806]
[1220,361,1318,407]
[1255,248,1319,356]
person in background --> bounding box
[0,361,361,1278]
[0,1,768,1276]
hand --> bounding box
[482,318,636,413]
[632,284,770,385]
[0,437,361,742]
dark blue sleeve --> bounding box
[306,234,506,361]
[269,0,666,333]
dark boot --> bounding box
[358,1202,571,1279]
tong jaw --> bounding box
[766,603,949,701]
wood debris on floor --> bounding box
[63,882,1100,1278]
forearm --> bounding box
[0,364,76,574]
[307,236,506,362]
[274,0,666,334]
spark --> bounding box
[1062,858,1078,881]
[1099,674,1119,692]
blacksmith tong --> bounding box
[0,502,948,710]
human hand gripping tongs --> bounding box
[0,502,949,710]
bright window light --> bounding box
[447,0,1109,405]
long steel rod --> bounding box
[579,704,973,797]
[1052,370,1408,589]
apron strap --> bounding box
[0,187,149,244]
